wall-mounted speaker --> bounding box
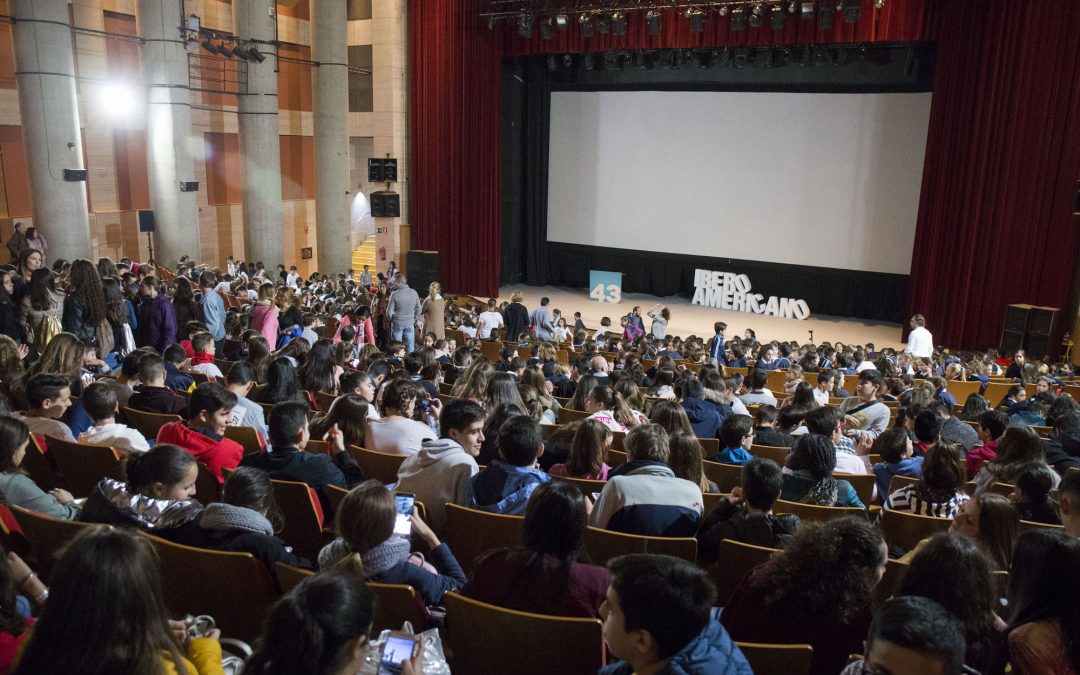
[138,210,156,233]
[179,181,199,192]
[371,191,400,218]
[63,169,87,182]
[367,158,398,183]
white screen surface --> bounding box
[546,90,932,275]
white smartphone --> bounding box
[378,631,420,675]
[393,492,415,538]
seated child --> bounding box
[696,457,799,554]
[186,332,224,379]
[469,415,550,515]
[155,382,244,483]
[163,343,195,392]
[127,353,189,417]
[1009,463,1062,525]
[77,382,150,454]
[711,414,755,465]
[14,373,75,442]
[871,428,923,502]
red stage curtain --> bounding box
[408,0,503,297]
[906,0,1080,350]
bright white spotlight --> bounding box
[99,82,139,120]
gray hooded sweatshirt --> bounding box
[394,437,479,538]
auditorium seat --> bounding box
[369,581,429,633]
[122,407,182,441]
[347,445,406,484]
[194,462,221,504]
[557,408,591,424]
[314,391,337,412]
[442,592,605,675]
[606,449,628,467]
[143,532,276,643]
[697,437,721,456]
[878,509,950,554]
[835,472,876,506]
[707,539,779,605]
[273,561,312,594]
[610,430,625,451]
[42,438,123,498]
[270,479,330,562]
[583,526,697,567]
[549,474,607,497]
[22,434,60,493]
[773,500,867,523]
[750,444,790,465]
[1019,519,1065,534]
[736,642,814,675]
[873,559,911,606]
[9,506,94,583]
[223,425,267,455]
[702,461,742,493]
[702,491,725,513]
[444,504,523,574]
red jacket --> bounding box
[966,440,997,479]
[156,422,243,483]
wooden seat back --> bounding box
[444,503,524,574]
[874,558,911,606]
[750,444,789,465]
[702,461,742,493]
[143,532,276,642]
[22,434,60,493]
[835,472,876,506]
[369,581,429,633]
[194,462,221,504]
[583,526,696,567]
[443,592,605,675]
[9,506,95,583]
[271,479,329,562]
[121,407,182,441]
[550,475,606,497]
[736,643,814,675]
[878,508,951,554]
[773,500,867,523]
[224,425,267,455]
[273,560,313,594]
[347,445,407,484]
[43,438,122,499]
[314,391,337,412]
[557,408,591,424]
[707,539,778,605]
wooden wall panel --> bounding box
[279,135,315,200]
[0,19,15,90]
[113,129,150,211]
[0,126,31,218]
[278,45,313,112]
[203,132,243,205]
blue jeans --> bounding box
[392,324,415,353]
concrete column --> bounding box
[312,0,352,276]
[10,0,92,263]
[234,0,283,267]
[137,0,199,267]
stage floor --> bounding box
[496,285,906,349]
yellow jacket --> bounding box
[164,638,226,675]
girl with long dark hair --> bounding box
[1006,530,1080,675]
[61,259,108,348]
[297,339,344,396]
[251,357,307,405]
[462,481,610,618]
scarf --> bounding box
[191,351,215,366]
[801,476,839,506]
[198,502,274,536]
[320,536,411,578]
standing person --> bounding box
[504,291,529,342]
[476,298,504,340]
[707,322,728,365]
[359,264,372,287]
[905,314,934,358]
[11,249,42,309]
[625,306,645,335]
[647,304,669,340]
[22,228,46,260]
[19,268,62,356]
[385,273,420,354]
[530,297,555,341]
[371,282,389,349]
[134,275,177,352]
[198,272,226,353]
[421,281,445,339]
[5,222,26,264]
[251,282,279,349]
[61,259,108,349]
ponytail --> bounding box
[611,391,638,429]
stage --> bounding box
[495,285,907,349]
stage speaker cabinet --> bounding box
[1000,304,1030,355]
[1024,306,1060,360]
[371,191,400,218]
[138,210,156,233]
[406,250,439,296]
[367,158,385,183]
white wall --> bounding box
[546,90,932,275]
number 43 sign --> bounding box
[589,270,623,304]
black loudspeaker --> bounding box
[1025,307,1059,360]
[179,181,199,192]
[1028,307,1058,336]
[63,169,87,182]
[138,210,156,233]
[371,191,400,218]
[406,250,439,295]
[367,158,398,183]
[1000,304,1030,355]
[382,159,398,182]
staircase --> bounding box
[351,234,378,281]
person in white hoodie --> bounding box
[77,381,149,454]
[394,399,486,538]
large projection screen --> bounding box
[546,90,933,275]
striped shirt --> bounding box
[885,483,969,518]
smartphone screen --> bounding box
[378,634,417,675]
[393,493,415,538]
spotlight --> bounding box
[687,8,705,33]
[518,13,533,38]
[749,5,764,28]
[555,13,569,29]
[216,43,235,58]
[579,14,593,38]
[247,47,266,63]
[788,2,797,12]
[98,81,139,120]
[540,18,553,39]
[718,6,729,16]
[200,38,214,54]
[645,10,661,35]
[770,6,785,29]
[800,1,815,18]
[731,8,747,31]
[842,0,861,23]
[876,0,885,8]
[612,11,626,36]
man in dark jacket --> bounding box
[933,402,979,452]
[239,402,363,514]
[598,554,752,675]
[680,379,723,439]
[128,353,189,417]
[6,222,26,264]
